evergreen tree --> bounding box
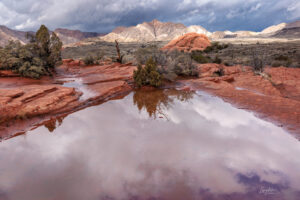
[133,57,162,87]
[49,32,63,68]
[36,25,50,59]
[0,25,63,79]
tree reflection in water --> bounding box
[133,89,194,119]
[44,116,66,132]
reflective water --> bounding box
[0,89,300,200]
[62,77,97,101]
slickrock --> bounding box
[179,64,300,135]
[1,59,299,138]
[0,85,81,123]
[162,33,211,52]
[0,70,20,77]
[0,61,136,138]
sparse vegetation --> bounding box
[250,48,267,73]
[160,52,199,81]
[62,40,300,69]
[134,47,199,82]
[83,54,97,65]
[204,42,229,53]
[0,25,62,79]
[213,56,222,64]
[115,40,124,63]
[133,57,162,87]
[191,51,211,63]
[213,68,225,77]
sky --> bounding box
[0,0,299,33]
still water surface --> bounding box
[0,89,300,200]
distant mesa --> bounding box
[0,25,106,46]
[273,20,300,38]
[162,33,211,52]
[261,23,287,35]
[54,28,106,45]
[0,19,299,47]
[99,19,211,43]
[98,19,300,43]
[0,25,30,46]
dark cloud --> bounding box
[0,0,299,33]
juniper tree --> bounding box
[0,25,63,79]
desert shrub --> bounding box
[0,25,62,79]
[272,55,292,67]
[135,49,199,82]
[134,45,168,65]
[271,61,282,67]
[163,71,178,82]
[191,51,211,63]
[213,68,225,77]
[172,53,198,76]
[158,51,199,81]
[204,42,229,53]
[133,57,162,87]
[289,62,300,68]
[122,54,135,64]
[213,56,222,64]
[83,55,95,65]
[275,55,289,61]
[250,49,268,73]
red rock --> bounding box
[162,33,211,52]
[0,61,137,139]
[62,59,74,64]
[0,70,20,77]
[179,65,300,134]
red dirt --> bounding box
[162,33,211,52]
[178,64,300,136]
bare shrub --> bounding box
[250,48,268,73]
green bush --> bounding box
[191,51,211,63]
[275,55,289,61]
[0,25,62,79]
[213,56,222,64]
[134,49,199,82]
[83,55,95,65]
[203,42,229,53]
[133,57,162,87]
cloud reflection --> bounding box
[0,90,300,200]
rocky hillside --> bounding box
[100,19,300,42]
[0,25,105,46]
[54,28,106,45]
[0,25,29,46]
[210,23,288,39]
[100,19,211,42]
[274,20,300,38]
[261,23,287,35]
[1,20,299,47]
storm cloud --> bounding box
[0,0,299,33]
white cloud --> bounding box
[0,0,299,32]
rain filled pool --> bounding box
[0,89,299,200]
